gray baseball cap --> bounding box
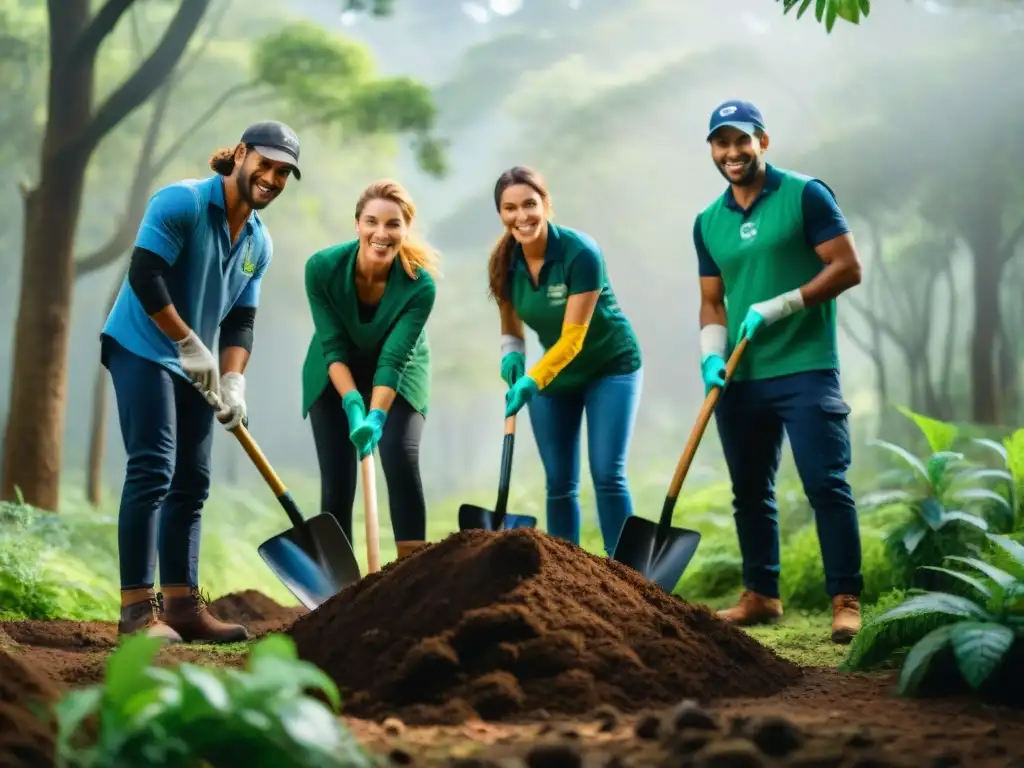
[240,120,301,179]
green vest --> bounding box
[300,240,434,417]
[699,165,838,382]
[508,222,641,394]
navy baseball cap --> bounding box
[707,100,766,140]
[240,120,301,179]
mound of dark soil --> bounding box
[0,649,59,767]
[288,528,801,724]
[209,590,306,625]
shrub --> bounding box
[860,408,1015,590]
[53,633,370,768]
[841,532,1024,705]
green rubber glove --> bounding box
[350,408,387,459]
[500,351,526,386]
[341,391,367,430]
[700,354,728,396]
[504,375,539,418]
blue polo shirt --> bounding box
[102,174,272,377]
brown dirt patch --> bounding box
[0,649,59,767]
[288,528,802,724]
[208,589,306,627]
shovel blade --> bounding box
[458,503,538,532]
[613,515,702,593]
[257,513,361,611]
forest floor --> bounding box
[3,598,1023,768]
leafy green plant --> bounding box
[842,533,1024,703]
[860,408,1016,588]
[52,633,370,768]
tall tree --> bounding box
[1,0,211,509]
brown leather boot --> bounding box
[831,594,861,644]
[396,540,428,559]
[716,590,783,626]
[118,587,182,643]
[160,586,249,644]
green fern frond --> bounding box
[841,609,958,671]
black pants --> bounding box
[308,384,427,545]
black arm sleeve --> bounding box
[219,305,256,354]
[127,246,173,315]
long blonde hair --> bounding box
[355,179,440,280]
[487,165,551,302]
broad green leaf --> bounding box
[272,697,349,757]
[858,0,870,15]
[928,451,965,491]
[943,556,1016,588]
[249,633,299,664]
[951,488,1012,512]
[876,592,994,624]
[952,468,1014,486]
[918,498,945,530]
[917,566,992,600]
[825,0,838,30]
[897,406,959,454]
[936,510,989,532]
[869,439,929,483]
[898,624,955,695]
[103,635,166,710]
[902,523,928,555]
[178,663,231,719]
[53,686,103,755]
[950,622,1014,689]
[815,0,827,22]
[972,437,1009,465]
[797,0,813,17]
[987,533,1024,570]
[246,655,342,712]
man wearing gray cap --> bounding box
[100,121,300,644]
[691,100,865,643]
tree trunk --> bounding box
[0,3,94,510]
[968,226,1005,425]
[86,263,129,507]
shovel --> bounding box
[458,414,538,531]
[199,387,361,610]
[612,338,748,592]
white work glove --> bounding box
[176,330,220,395]
[217,372,247,430]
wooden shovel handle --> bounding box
[361,455,381,573]
[666,338,748,499]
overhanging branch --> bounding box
[153,83,253,174]
[62,0,210,163]
[68,0,134,71]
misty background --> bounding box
[1,0,1022,519]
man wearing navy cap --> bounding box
[692,99,865,643]
[100,121,300,644]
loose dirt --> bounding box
[208,589,307,628]
[0,649,59,768]
[288,528,802,724]
[2,582,1023,766]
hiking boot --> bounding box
[831,594,861,644]
[396,540,428,559]
[716,590,783,626]
[118,588,182,643]
[160,586,249,644]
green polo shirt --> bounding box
[507,222,641,394]
[301,240,435,417]
[693,164,851,382]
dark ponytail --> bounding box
[209,146,236,175]
[487,232,515,303]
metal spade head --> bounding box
[457,503,537,532]
[612,515,702,594]
[257,513,361,611]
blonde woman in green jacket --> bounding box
[301,179,439,559]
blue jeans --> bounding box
[714,368,862,599]
[527,368,642,554]
[103,337,214,589]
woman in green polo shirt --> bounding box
[302,178,438,560]
[488,165,643,555]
